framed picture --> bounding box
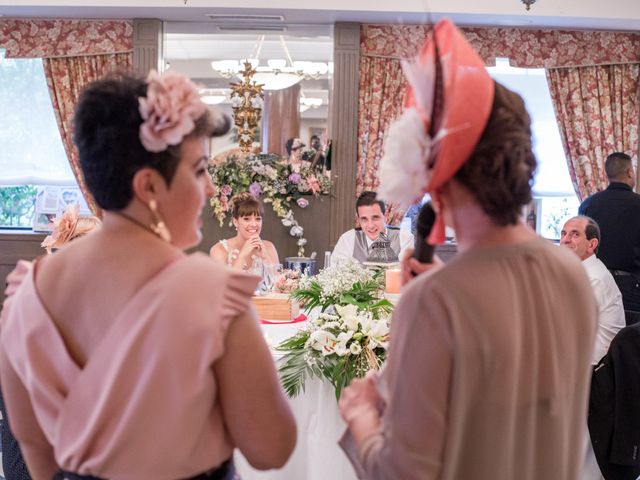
[33,186,91,232]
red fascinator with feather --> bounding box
[378,18,494,244]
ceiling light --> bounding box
[199,88,230,105]
[521,0,537,11]
[211,35,330,91]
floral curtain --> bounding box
[0,20,133,58]
[547,64,640,200]
[357,56,407,224]
[44,53,133,216]
[358,24,640,224]
[0,19,133,216]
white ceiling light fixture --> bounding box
[199,88,229,105]
[522,0,537,11]
[210,35,330,91]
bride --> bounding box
[210,192,279,271]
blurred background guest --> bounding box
[284,137,308,172]
[40,204,101,254]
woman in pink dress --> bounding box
[0,71,296,480]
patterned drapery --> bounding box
[0,19,134,217]
[547,64,640,200]
[357,56,407,224]
[44,53,133,216]
[361,25,640,67]
[358,24,640,224]
[0,19,133,58]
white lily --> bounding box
[308,330,339,356]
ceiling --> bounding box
[0,0,639,31]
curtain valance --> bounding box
[362,24,640,68]
[0,19,133,58]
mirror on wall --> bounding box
[163,23,332,173]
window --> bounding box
[488,60,578,239]
[0,49,82,229]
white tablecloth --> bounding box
[235,322,358,480]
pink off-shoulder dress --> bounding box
[1,253,259,480]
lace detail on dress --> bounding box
[220,239,240,266]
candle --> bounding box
[385,268,402,294]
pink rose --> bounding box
[307,175,321,194]
[297,198,309,208]
[138,70,207,152]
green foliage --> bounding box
[277,325,389,399]
[0,186,37,227]
[291,266,393,317]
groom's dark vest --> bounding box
[352,227,401,263]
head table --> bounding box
[234,320,359,480]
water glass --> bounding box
[262,263,282,294]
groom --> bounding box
[331,191,413,265]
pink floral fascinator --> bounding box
[377,18,495,244]
[41,204,101,253]
[138,70,207,153]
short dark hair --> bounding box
[285,138,304,156]
[570,215,600,253]
[356,191,386,215]
[73,73,229,210]
[230,193,264,218]
[454,82,537,226]
[605,152,632,180]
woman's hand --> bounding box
[339,371,385,436]
[238,236,264,267]
[400,248,444,286]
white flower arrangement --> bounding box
[293,259,389,313]
[377,108,432,207]
[277,260,393,398]
[278,303,391,399]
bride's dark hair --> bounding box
[231,193,264,219]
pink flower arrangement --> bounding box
[273,269,302,294]
[307,175,321,194]
[138,70,207,152]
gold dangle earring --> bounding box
[148,199,172,243]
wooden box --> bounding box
[252,293,300,321]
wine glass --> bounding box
[262,263,282,294]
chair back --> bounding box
[624,310,640,326]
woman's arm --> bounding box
[209,243,227,264]
[214,308,296,469]
[340,279,453,479]
[0,349,57,480]
[265,241,280,265]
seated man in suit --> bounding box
[331,191,413,266]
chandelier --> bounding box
[521,0,536,10]
[211,35,330,91]
[229,61,264,153]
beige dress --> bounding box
[353,238,597,480]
